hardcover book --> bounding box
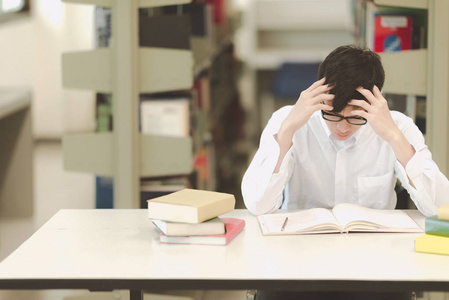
[415,234,449,256]
[438,203,449,221]
[425,216,449,238]
[152,217,225,237]
[159,218,245,245]
[147,188,235,223]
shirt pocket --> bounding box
[357,171,396,209]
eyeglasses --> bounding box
[321,110,367,125]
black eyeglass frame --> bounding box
[321,110,367,125]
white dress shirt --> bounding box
[242,106,449,217]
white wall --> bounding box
[0,0,95,139]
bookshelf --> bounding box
[62,0,245,208]
[0,88,33,217]
[369,0,449,176]
[61,0,194,208]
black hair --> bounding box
[318,45,385,113]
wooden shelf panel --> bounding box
[62,0,112,7]
[62,133,114,176]
[62,133,192,177]
[139,48,193,93]
[379,49,427,96]
[62,49,112,93]
[141,134,192,177]
[374,0,428,9]
[63,0,192,8]
[139,0,191,8]
[62,48,193,93]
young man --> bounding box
[242,45,449,218]
[241,44,449,300]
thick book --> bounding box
[147,188,235,223]
[152,217,225,237]
[159,218,245,245]
[257,203,422,235]
[425,216,449,238]
[438,203,449,221]
[415,234,449,256]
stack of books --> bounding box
[415,203,449,255]
[147,189,245,245]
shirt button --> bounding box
[338,180,343,185]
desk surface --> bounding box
[0,209,448,292]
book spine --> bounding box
[426,217,449,237]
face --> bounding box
[323,105,363,141]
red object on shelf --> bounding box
[374,15,412,53]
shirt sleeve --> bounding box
[241,106,296,216]
[394,113,449,216]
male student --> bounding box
[241,45,449,300]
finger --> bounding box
[317,104,334,111]
[348,99,370,111]
[314,93,334,104]
[356,87,377,104]
[305,77,326,92]
[309,83,333,98]
[351,109,369,119]
[373,85,383,98]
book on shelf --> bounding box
[257,203,422,235]
[415,234,449,256]
[425,216,449,238]
[373,14,412,52]
[139,14,191,50]
[147,188,235,223]
[140,96,190,137]
[152,217,225,237]
[159,217,245,245]
[364,2,427,51]
[438,202,449,221]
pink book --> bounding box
[159,218,245,245]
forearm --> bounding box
[273,122,295,174]
[387,129,416,187]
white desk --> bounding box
[0,209,448,300]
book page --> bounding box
[332,203,421,232]
[258,208,341,235]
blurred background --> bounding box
[0,0,448,299]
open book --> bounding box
[258,203,423,235]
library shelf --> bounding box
[379,49,427,96]
[62,48,193,94]
[62,133,192,177]
[374,0,428,10]
[62,0,192,8]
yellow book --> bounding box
[438,203,449,221]
[147,189,235,223]
[415,234,449,255]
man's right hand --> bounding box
[280,77,334,137]
[273,78,334,174]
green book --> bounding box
[425,216,449,238]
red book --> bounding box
[159,218,245,245]
[374,15,412,53]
